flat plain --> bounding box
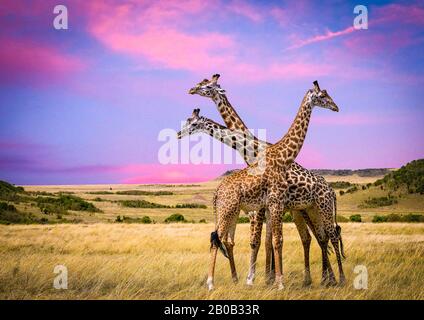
[0,174,423,299]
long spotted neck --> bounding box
[200,119,267,165]
[272,91,314,165]
[212,92,249,132]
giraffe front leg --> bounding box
[269,200,284,290]
[246,210,264,286]
[293,210,312,286]
[224,223,238,284]
[207,238,219,291]
[264,210,275,285]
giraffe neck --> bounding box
[272,91,314,165]
[200,119,268,165]
[212,93,249,132]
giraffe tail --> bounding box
[210,231,229,259]
[210,193,229,259]
[333,194,346,259]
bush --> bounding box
[360,196,398,208]
[372,215,388,223]
[371,213,424,223]
[175,203,207,209]
[0,202,38,224]
[0,202,17,212]
[118,200,170,209]
[336,215,349,222]
[199,219,207,223]
[140,216,152,224]
[345,186,359,194]
[116,190,173,196]
[402,214,424,222]
[281,213,293,222]
[329,181,352,189]
[386,214,402,222]
[87,191,114,195]
[349,214,362,222]
[237,216,250,223]
[116,215,153,224]
[36,195,101,213]
[164,214,186,223]
[339,190,345,196]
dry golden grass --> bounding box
[20,177,424,223]
[0,223,423,300]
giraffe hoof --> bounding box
[232,276,239,284]
[302,279,312,287]
[321,279,337,287]
[246,278,254,286]
[277,283,285,291]
[207,277,214,291]
[338,277,346,287]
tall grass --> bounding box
[0,223,422,300]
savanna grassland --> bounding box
[0,223,423,299]
[0,161,423,299]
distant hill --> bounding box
[374,159,424,194]
[311,168,391,177]
[218,168,391,179]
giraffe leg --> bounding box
[330,235,346,286]
[268,196,284,290]
[224,223,238,283]
[264,211,275,285]
[246,209,265,286]
[304,207,336,286]
[207,243,219,291]
[326,194,346,285]
[293,210,312,286]
[207,205,237,291]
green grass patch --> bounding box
[36,195,101,214]
[349,214,362,222]
[237,216,250,223]
[118,200,171,208]
[116,190,174,196]
[164,214,186,223]
[175,203,207,209]
[359,195,398,208]
[115,215,153,224]
[329,181,353,189]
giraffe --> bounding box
[177,108,345,287]
[188,75,345,286]
[202,81,339,290]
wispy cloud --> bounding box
[287,26,356,50]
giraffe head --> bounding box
[188,74,226,97]
[177,108,207,139]
[309,81,339,112]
